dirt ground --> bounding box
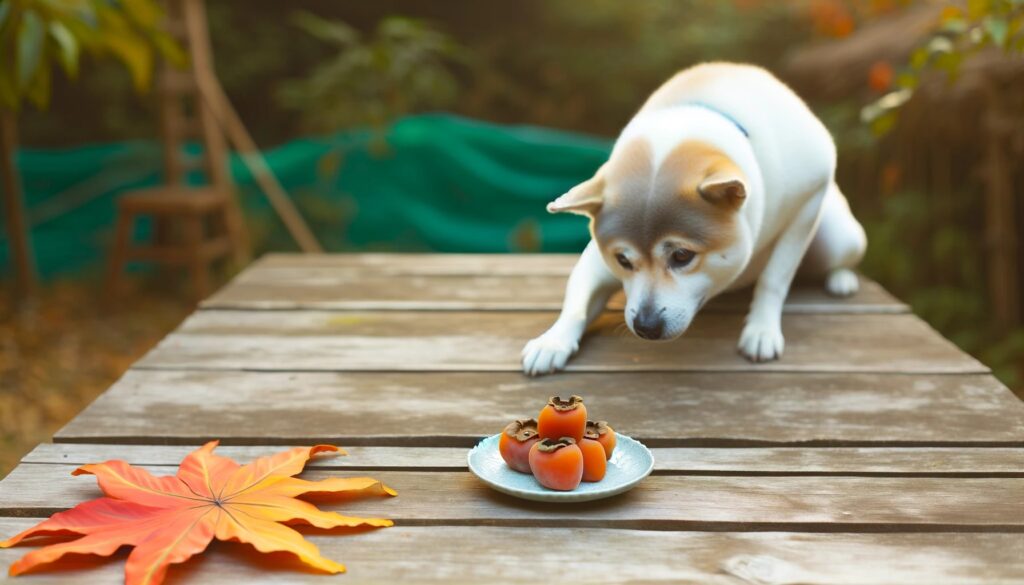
[0,280,192,478]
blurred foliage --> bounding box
[0,0,183,112]
[859,189,1024,387]
[8,0,1022,390]
[278,13,471,132]
[463,0,799,134]
[862,0,1024,131]
[17,0,806,144]
[804,0,1024,389]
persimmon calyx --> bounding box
[585,420,612,439]
[534,437,576,453]
[546,395,584,412]
[503,418,539,442]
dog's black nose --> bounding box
[632,314,664,340]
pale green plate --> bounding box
[467,432,654,502]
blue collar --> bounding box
[683,102,749,138]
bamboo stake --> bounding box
[198,79,323,253]
[0,109,36,301]
[184,0,321,253]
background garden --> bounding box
[2,0,1023,474]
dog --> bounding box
[522,62,867,376]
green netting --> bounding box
[2,114,612,278]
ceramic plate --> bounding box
[467,432,654,502]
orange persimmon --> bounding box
[537,395,587,443]
[585,420,616,459]
[498,418,540,473]
[579,437,607,482]
[528,438,584,491]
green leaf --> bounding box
[17,9,46,90]
[25,61,51,109]
[933,51,963,80]
[48,21,79,78]
[926,35,954,56]
[940,17,967,34]
[102,33,155,91]
[0,2,11,30]
[909,46,930,69]
[120,0,163,28]
[896,71,918,89]
[967,0,989,20]
[984,15,1009,46]
[292,11,358,46]
[151,32,187,67]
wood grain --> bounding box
[136,310,986,373]
[2,464,1022,531]
[22,444,1024,476]
[54,370,1024,446]
[2,519,1021,585]
[203,260,906,313]
[246,253,585,276]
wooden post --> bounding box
[0,109,36,302]
[982,86,1020,331]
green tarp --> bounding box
[2,114,611,278]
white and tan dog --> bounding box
[522,62,866,376]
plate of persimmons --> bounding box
[468,395,655,502]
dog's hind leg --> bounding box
[522,240,620,376]
[801,183,866,297]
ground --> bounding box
[0,279,191,477]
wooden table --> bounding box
[3,253,1024,584]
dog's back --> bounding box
[636,62,837,253]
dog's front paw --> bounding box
[737,319,785,363]
[825,268,859,297]
[521,330,579,377]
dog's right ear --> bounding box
[547,170,605,217]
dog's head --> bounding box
[548,138,751,341]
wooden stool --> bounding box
[106,0,248,300]
[107,186,245,300]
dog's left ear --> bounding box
[698,175,746,210]
[547,169,606,217]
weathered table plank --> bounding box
[203,267,906,314]
[23,443,1024,476]
[3,520,1021,585]
[136,311,986,373]
[8,253,1023,584]
[55,370,1024,446]
[2,464,1022,530]
[242,253,585,276]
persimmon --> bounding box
[498,418,540,473]
[528,438,584,491]
[537,395,587,443]
[579,437,607,482]
[585,420,616,459]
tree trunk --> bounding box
[0,109,36,303]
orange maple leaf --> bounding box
[0,442,396,585]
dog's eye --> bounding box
[670,249,696,268]
[615,253,633,271]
